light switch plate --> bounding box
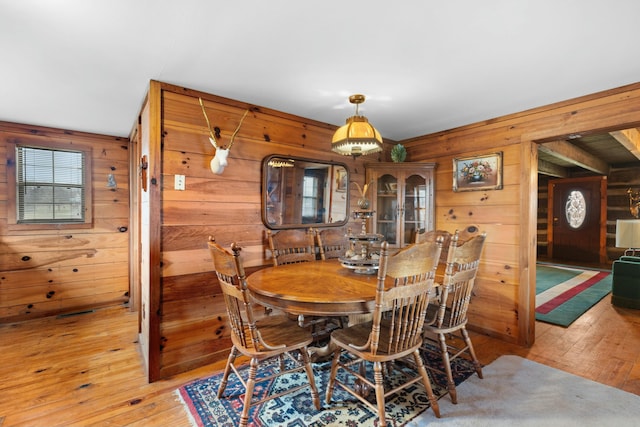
[175,174,185,190]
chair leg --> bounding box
[300,347,321,410]
[373,361,387,427]
[460,327,483,379]
[240,358,259,427]
[325,349,341,404]
[437,332,457,404]
[217,346,238,398]
[413,349,441,418]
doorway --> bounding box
[547,176,607,264]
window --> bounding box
[8,142,92,230]
[302,175,319,220]
[565,190,587,229]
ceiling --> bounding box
[2,1,640,170]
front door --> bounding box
[548,176,606,263]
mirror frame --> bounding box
[261,154,350,230]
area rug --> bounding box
[176,344,478,427]
[535,264,612,327]
[410,355,640,426]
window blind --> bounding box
[16,146,85,223]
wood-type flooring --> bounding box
[1,294,638,426]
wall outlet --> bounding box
[175,174,185,190]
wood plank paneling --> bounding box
[0,122,130,322]
[137,80,640,380]
[405,82,640,346]
[137,82,371,380]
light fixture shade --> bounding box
[331,94,383,157]
[268,158,294,168]
[616,219,640,248]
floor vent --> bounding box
[57,309,95,318]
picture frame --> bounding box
[453,152,503,192]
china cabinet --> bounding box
[365,162,436,248]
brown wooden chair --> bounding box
[267,228,316,266]
[207,237,321,426]
[414,228,452,269]
[422,230,486,404]
[414,224,480,286]
[325,239,443,426]
[316,228,351,329]
[317,228,350,260]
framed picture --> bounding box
[335,167,348,192]
[453,152,503,192]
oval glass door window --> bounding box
[565,190,587,229]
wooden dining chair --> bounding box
[414,224,480,287]
[268,228,337,336]
[325,239,444,426]
[422,230,486,404]
[414,228,452,274]
[317,228,350,260]
[267,228,316,266]
[316,228,351,329]
[207,237,321,427]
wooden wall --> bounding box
[138,80,640,380]
[137,81,378,380]
[403,82,640,346]
[0,122,130,322]
[6,80,638,381]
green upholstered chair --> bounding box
[611,256,640,309]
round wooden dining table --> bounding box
[246,259,388,317]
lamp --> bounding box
[268,158,294,168]
[616,219,640,257]
[331,94,383,157]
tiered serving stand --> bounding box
[339,210,383,274]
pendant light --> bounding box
[331,94,383,157]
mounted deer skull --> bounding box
[199,98,250,174]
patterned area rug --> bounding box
[535,264,612,327]
[177,343,477,427]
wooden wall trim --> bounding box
[0,120,127,142]
[146,81,164,382]
[519,139,537,346]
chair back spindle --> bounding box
[267,228,316,266]
[317,228,349,260]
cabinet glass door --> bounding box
[403,174,428,245]
[375,173,398,245]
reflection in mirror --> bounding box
[262,155,350,229]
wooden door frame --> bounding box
[547,176,608,265]
[128,123,141,326]
[524,120,640,347]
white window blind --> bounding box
[302,175,319,219]
[16,146,85,223]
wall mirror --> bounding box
[262,155,350,229]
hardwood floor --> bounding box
[1,297,639,427]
